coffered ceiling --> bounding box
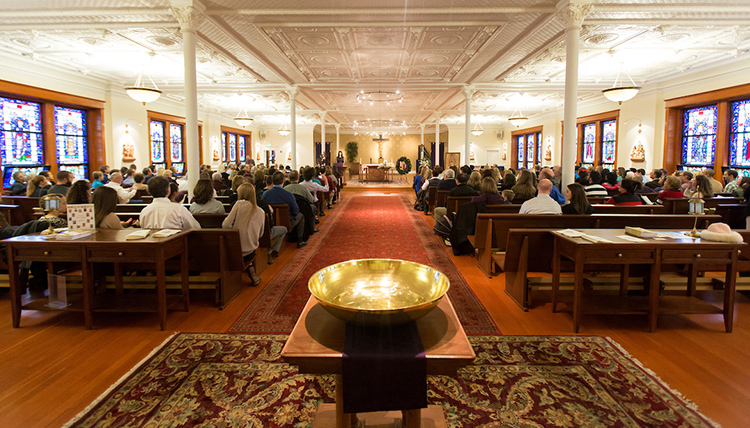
[0,0,748,132]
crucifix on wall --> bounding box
[373,134,389,161]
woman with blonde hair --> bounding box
[684,174,714,199]
[471,177,505,205]
[27,175,49,197]
[222,183,265,286]
[467,171,482,191]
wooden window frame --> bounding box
[560,110,619,168]
[219,125,252,165]
[663,83,750,180]
[0,79,105,178]
[147,111,202,172]
[511,126,543,170]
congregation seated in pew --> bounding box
[140,176,201,229]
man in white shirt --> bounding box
[140,176,201,229]
[520,179,562,214]
[104,172,137,204]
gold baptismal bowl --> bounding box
[308,259,450,326]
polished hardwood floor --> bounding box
[1,187,749,427]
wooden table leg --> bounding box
[402,409,422,428]
[334,374,354,428]
[8,252,21,328]
[724,250,738,333]
[648,252,662,333]
[551,238,560,313]
[156,247,167,331]
[573,251,583,333]
[82,248,93,330]
[619,264,630,297]
[687,263,698,297]
[114,262,124,295]
[181,238,190,311]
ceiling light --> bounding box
[602,69,641,104]
[278,123,290,136]
[124,72,161,105]
[471,122,484,136]
[356,91,404,105]
[234,110,253,127]
[508,109,527,127]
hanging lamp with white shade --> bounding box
[278,123,290,136]
[508,109,528,127]
[124,72,161,105]
[234,109,253,127]
[470,122,484,136]
[602,69,641,104]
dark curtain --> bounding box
[315,142,331,166]
[430,142,445,168]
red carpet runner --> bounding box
[229,193,499,335]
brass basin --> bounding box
[308,259,450,325]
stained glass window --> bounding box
[681,105,717,166]
[729,99,750,167]
[582,123,596,163]
[54,106,88,166]
[221,132,227,162]
[0,97,44,166]
[238,135,246,162]
[601,120,616,165]
[150,120,166,164]
[526,133,535,170]
[172,163,185,175]
[228,133,237,162]
[517,135,525,169]
[536,132,542,164]
[169,123,183,163]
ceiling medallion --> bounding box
[431,35,462,46]
[357,90,403,106]
[147,35,178,47]
[299,35,330,46]
[353,119,408,136]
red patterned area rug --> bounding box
[229,193,499,335]
[64,333,719,428]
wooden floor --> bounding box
[1,187,749,427]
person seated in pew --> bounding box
[519,179,562,214]
[140,176,201,229]
[723,169,742,197]
[66,179,92,204]
[189,179,225,214]
[255,197,288,264]
[284,170,316,218]
[47,170,75,197]
[501,189,515,204]
[684,174,714,199]
[605,178,644,205]
[262,171,307,248]
[301,167,329,216]
[467,171,482,192]
[562,183,594,215]
[92,187,134,229]
[511,170,537,200]
[104,171,137,204]
[540,168,565,204]
[450,173,479,197]
[584,171,608,197]
[655,175,686,205]
[26,174,49,198]
[227,175,245,208]
[437,168,457,191]
[222,183,265,286]
[471,177,505,205]
[132,172,149,192]
[9,170,27,195]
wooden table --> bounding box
[551,229,741,333]
[6,229,190,330]
[363,165,392,182]
[282,296,475,428]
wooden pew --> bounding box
[435,190,449,210]
[1,196,41,225]
[0,204,20,226]
[485,203,669,215]
[445,196,473,219]
[425,186,437,215]
[186,229,248,309]
[193,213,227,229]
[662,197,743,214]
[715,204,746,229]
[470,213,723,277]
[270,204,291,232]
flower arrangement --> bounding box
[379,160,395,170]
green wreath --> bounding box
[396,156,411,175]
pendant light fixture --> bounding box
[234,109,253,127]
[124,72,161,105]
[507,109,528,127]
[602,69,641,104]
[278,123,291,136]
[470,122,484,136]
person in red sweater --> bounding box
[605,178,643,205]
[656,175,686,204]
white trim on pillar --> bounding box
[289,86,298,169]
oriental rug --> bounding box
[229,193,498,335]
[64,333,719,428]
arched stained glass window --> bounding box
[536,132,542,164]
[517,135,525,170]
[729,99,750,167]
[526,133,535,170]
[238,135,246,161]
[169,123,183,163]
[228,133,237,162]
[601,120,616,167]
[221,132,227,162]
[0,97,44,166]
[682,105,717,166]
[54,106,88,180]
[150,120,166,164]
[582,123,596,164]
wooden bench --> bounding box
[715,204,746,229]
[1,196,40,225]
[446,196,473,220]
[0,204,19,225]
[193,213,227,229]
[435,190,449,210]
[662,197,743,214]
[270,204,291,232]
[484,203,668,215]
[469,213,723,278]
[186,229,248,309]
[425,186,437,215]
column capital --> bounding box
[462,86,475,100]
[434,112,442,122]
[334,123,341,130]
[288,85,298,100]
[170,0,206,32]
[556,1,592,29]
[419,123,426,130]
[320,111,327,121]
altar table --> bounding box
[363,165,393,182]
[551,228,741,333]
[281,295,475,428]
[6,229,190,330]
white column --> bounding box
[434,112,441,166]
[289,86,298,169]
[171,0,205,195]
[335,123,341,162]
[464,87,473,167]
[320,111,327,163]
[558,0,592,188]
